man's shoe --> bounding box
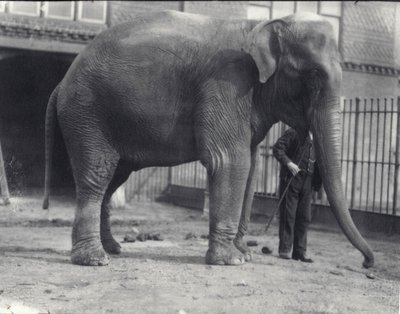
[279,252,291,260]
[292,253,314,263]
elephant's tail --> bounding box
[42,84,60,210]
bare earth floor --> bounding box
[0,195,399,314]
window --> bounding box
[247,1,342,45]
[319,1,342,17]
[0,1,6,13]
[272,1,295,19]
[296,1,318,14]
[77,1,106,24]
[44,1,74,20]
[9,1,40,16]
[247,4,270,20]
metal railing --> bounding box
[125,97,400,217]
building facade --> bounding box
[0,1,399,193]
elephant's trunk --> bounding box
[311,96,374,268]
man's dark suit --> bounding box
[273,128,322,258]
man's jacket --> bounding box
[272,128,322,191]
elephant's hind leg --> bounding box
[69,145,119,266]
[101,162,132,255]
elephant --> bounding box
[42,10,374,268]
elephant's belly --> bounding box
[115,125,199,170]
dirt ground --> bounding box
[0,195,399,314]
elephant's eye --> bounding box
[306,69,323,94]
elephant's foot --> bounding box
[71,241,109,266]
[205,242,245,266]
[233,237,252,262]
[101,236,121,255]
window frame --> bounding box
[0,1,6,13]
[9,1,40,17]
[247,2,272,20]
[77,1,107,24]
[246,1,343,52]
[318,1,342,17]
[43,1,74,21]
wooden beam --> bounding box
[0,35,85,54]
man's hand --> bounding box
[287,161,301,176]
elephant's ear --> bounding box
[244,20,285,83]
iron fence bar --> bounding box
[340,99,346,170]
[379,99,387,212]
[345,99,353,199]
[386,98,394,214]
[264,135,269,194]
[392,97,400,218]
[350,98,360,209]
[372,99,380,212]
[359,98,367,209]
[366,98,373,211]
[194,161,198,187]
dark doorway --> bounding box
[0,50,75,196]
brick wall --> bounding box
[110,1,181,25]
[342,71,399,98]
[342,1,396,68]
[184,1,247,19]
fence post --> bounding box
[0,140,10,205]
[350,98,360,209]
[166,167,172,202]
[392,97,400,218]
[202,180,210,218]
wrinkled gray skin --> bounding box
[43,11,374,268]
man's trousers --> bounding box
[278,172,312,256]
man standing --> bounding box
[273,128,322,263]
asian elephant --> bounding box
[43,10,374,268]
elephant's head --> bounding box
[245,13,374,268]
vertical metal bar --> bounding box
[350,98,360,209]
[146,169,150,201]
[194,161,198,187]
[264,134,269,194]
[255,146,260,193]
[345,99,352,199]
[264,136,269,194]
[366,99,373,211]
[359,99,367,209]
[387,99,394,213]
[167,167,172,196]
[341,99,346,170]
[137,170,141,202]
[392,97,400,218]
[379,99,387,212]
[372,99,380,212]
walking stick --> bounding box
[264,174,295,232]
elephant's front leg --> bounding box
[205,154,251,265]
[234,146,259,262]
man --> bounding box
[273,128,322,263]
